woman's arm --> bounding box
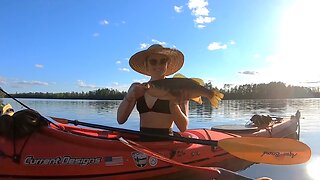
[170,101,189,132]
[117,95,136,124]
[117,83,147,124]
[179,100,189,117]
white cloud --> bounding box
[195,16,215,24]
[151,39,166,46]
[188,0,208,11]
[197,24,206,28]
[100,20,109,25]
[193,7,209,16]
[188,0,215,28]
[1,77,49,88]
[14,80,49,86]
[174,5,183,13]
[119,68,130,72]
[140,40,167,50]
[229,40,236,45]
[238,71,258,75]
[208,42,227,50]
[116,61,121,64]
[77,80,98,89]
[140,43,149,49]
[35,64,44,68]
[76,80,130,91]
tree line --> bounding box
[2,82,320,100]
[6,88,126,100]
[207,82,320,99]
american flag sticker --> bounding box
[104,156,124,166]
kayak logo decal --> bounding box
[131,151,148,168]
[24,156,102,166]
[261,151,298,158]
[148,156,158,167]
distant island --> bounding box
[1,82,319,100]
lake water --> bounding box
[2,98,320,180]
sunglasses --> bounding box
[148,58,168,66]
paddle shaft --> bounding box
[0,88,33,110]
[52,117,218,146]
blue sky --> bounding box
[1,0,320,93]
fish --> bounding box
[144,74,224,108]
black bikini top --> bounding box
[136,96,171,114]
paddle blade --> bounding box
[50,117,69,124]
[218,137,311,165]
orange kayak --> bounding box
[0,112,300,179]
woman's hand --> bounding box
[125,83,149,102]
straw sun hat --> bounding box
[129,44,184,76]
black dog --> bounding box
[0,109,48,139]
[250,114,272,127]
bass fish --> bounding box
[144,74,224,108]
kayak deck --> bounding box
[0,125,234,179]
[0,112,300,179]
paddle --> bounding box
[50,116,311,165]
[0,87,311,165]
[119,137,254,180]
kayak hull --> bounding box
[0,126,233,179]
[0,113,300,179]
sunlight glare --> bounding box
[306,156,320,180]
[264,0,320,85]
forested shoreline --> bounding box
[207,82,320,99]
[1,82,319,100]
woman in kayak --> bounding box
[117,44,188,136]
